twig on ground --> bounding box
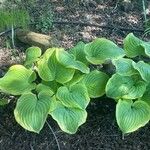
[46,121,61,150]
[0,27,20,36]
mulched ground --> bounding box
[0,0,150,150]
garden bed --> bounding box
[0,0,150,150]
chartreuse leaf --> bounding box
[50,103,87,134]
[123,33,150,58]
[56,48,89,74]
[24,47,42,67]
[123,33,144,58]
[84,38,125,65]
[139,84,150,106]
[36,83,54,96]
[56,84,90,109]
[65,71,84,86]
[49,96,60,113]
[133,61,150,82]
[81,70,109,98]
[36,48,55,81]
[41,80,61,94]
[116,99,150,133]
[69,41,89,65]
[14,92,52,133]
[112,58,137,76]
[141,42,150,57]
[48,49,75,84]
[37,48,75,83]
[106,74,147,99]
[0,65,36,95]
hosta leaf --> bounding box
[36,48,55,81]
[50,104,87,134]
[112,58,137,76]
[84,38,125,64]
[65,71,84,86]
[14,92,52,133]
[69,41,88,65]
[142,42,150,57]
[116,99,150,133]
[41,80,61,94]
[56,84,90,109]
[37,58,54,81]
[48,50,75,84]
[36,83,54,96]
[123,33,150,58]
[124,33,144,57]
[37,48,75,83]
[139,84,150,106]
[81,70,109,98]
[24,47,42,67]
[133,61,150,82]
[0,65,36,95]
[106,74,147,99]
[49,96,61,113]
[56,49,89,74]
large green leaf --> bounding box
[106,74,147,99]
[37,48,75,83]
[14,92,52,133]
[123,33,144,58]
[49,96,61,113]
[36,83,54,96]
[65,71,84,86]
[81,70,109,98]
[48,50,75,83]
[69,41,88,65]
[24,47,42,67]
[36,48,55,81]
[84,38,125,64]
[41,80,61,94]
[141,42,150,57]
[0,65,36,95]
[50,104,87,134]
[56,48,89,74]
[133,61,150,82]
[123,33,150,58]
[56,84,90,109]
[112,58,137,76]
[139,84,150,106]
[116,99,150,133]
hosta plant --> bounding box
[0,33,150,136]
[106,33,150,134]
[0,44,111,134]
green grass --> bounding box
[0,9,30,31]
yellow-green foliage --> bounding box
[0,9,30,31]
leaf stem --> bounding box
[11,24,15,49]
[142,0,147,22]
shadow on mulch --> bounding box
[0,97,150,150]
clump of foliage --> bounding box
[106,33,150,134]
[35,10,53,33]
[0,33,150,135]
[0,9,30,31]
